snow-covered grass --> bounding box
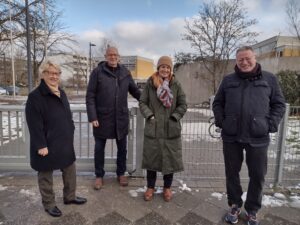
[0,111,24,146]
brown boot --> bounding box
[163,188,172,202]
[118,175,128,186]
[94,177,103,190]
[144,188,155,201]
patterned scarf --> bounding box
[157,79,173,108]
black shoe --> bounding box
[64,196,87,205]
[45,206,62,217]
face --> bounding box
[105,47,119,68]
[42,65,61,88]
[236,50,256,72]
[158,65,171,79]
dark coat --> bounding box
[25,79,76,171]
[139,76,187,175]
[213,70,286,146]
[86,62,141,140]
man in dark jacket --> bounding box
[213,46,286,225]
[86,46,141,189]
[26,61,86,217]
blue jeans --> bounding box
[94,136,127,178]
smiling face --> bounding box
[105,47,119,68]
[236,49,257,72]
[42,65,61,88]
[158,65,171,79]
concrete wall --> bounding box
[257,57,300,74]
[175,60,235,105]
[175,56,300,105]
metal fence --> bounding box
[0,104,299,188]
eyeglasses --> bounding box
[44,71,61,76]
[106,54,119,57]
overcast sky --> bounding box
[57,0,291,63]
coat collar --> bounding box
[38,79,62,96]
[102,62,128,80]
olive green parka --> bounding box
[139,75,187,175]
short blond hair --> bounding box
[39,60,61,78]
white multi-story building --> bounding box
[47,52,88,87]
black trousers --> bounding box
[38,162,76,210]
[147,170,173,189]
[94,136,127,177]
[223,142,268,213]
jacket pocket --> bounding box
[222,115,238,136]
[168,119,181,139]
[144,119,156,138]
[250,115,269,138]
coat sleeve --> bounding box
[212,79,225,128]
[269,76,286,133]
[86,69,98,122]
[128,73,141,101]
[25,94,47,151]
[171,82,187,121]
[139,80,154,119]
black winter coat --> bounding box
[213,70,286,145]
[25,79,76,171]
[86,62,141,140]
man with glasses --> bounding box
[86,46,141,189]
[213,46,286,225]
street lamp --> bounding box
[0,53,6,88]
[89,42,96,74]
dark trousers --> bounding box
[94,136,127,177]
[147,170,173,189]
[38,162,76,210]
[223,142,268,213]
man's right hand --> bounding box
[38,147,48,156]
[92,120,99,127]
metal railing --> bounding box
[0,104,299,187]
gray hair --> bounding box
[39,60,61,78]
[236,46,254,56]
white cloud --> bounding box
[73,0,292,61]
[75,18,192,63]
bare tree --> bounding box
[0,0,76,85]
[286,0,300,40]
[183,0,258,93]
[95,38,116,57]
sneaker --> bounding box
[247,211,259,225]
[224,204,241,224]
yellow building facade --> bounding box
[96,55,155,80]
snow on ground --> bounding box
[210,188,300,208]
[0,184,8,191]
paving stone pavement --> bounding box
[0,173,299,225]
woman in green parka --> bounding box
[139,56,187,202]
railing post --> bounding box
[135,107,144,177]
[274,103,290,186]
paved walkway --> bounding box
[0,173,299,225]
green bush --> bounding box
[277,70,300,106]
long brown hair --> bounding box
[151,71,173,88]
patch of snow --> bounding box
[0,185,8,191]
[274,193,286,200]
[19,189,36,196]
[211,192,223,200]
[262,195,288,207]
[128,190,138,197]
